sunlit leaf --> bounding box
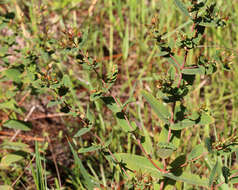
[78,145,101,153]
[3,120,31,131]
[101,96,121,113]
[170,119,195,130]
[182,66,205,75]
[74,127,92,137]
[198,112,214,125]
[141,90,170,123]
[187,144,205,161]
[157,142,176,159]
[4,68,21,83]
[0,154,24,167]
[1,141,30,152]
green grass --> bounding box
[0,0,238,189]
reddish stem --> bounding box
[177,50,188,88]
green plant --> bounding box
[74,0,237,189]
[0,0,238,189]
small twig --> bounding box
[177,50,188,88]
[30,113,69,120]
[159,159,167,190]
[193,79,207,94]
[168,102,176,142]
[88,0,99,16]
[170,54,181,67]
[18,91,31,106]
[160,180,164,190]
[0,131,44,142]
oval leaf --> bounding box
[78,145,101,153]
[4,68,21,83]
[74,127,92,137]
[3,120,31,131]
[187,144,205,161]
[141,90,170,122]
[170,119,195,130]
[198,112,214,125]
[1,154,24,167]
[157,143,176,159]
[182,67,205,75]
[1,141,30,152]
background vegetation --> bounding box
[0,0,238,189]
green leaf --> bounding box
[170,119,195,130]
[116,113,137,132]
[0,46,8,56]
[182,66,205,75]
[86,105,95,123]
[205,137,213,153]
[1,141,30,152]
[157,142,176,159]
[47,100,62,108]
[158,126,181,148]
[0,99,23,114]
[141,129,153,155]
[173,0,191,18]
[101,96,136,132]
[198,112,214,125]
[4,68,21,83]
[78,145,101,153]
[187,144,205,161]
[62,74,72,87]
[3,120,31,131]
[230,176,238,184]
[141,90,170,123]
[0,154,24,167]
[236,149,238,163]
[101,96,121,113]
[108,153,208,187]
[74,127,92,137]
